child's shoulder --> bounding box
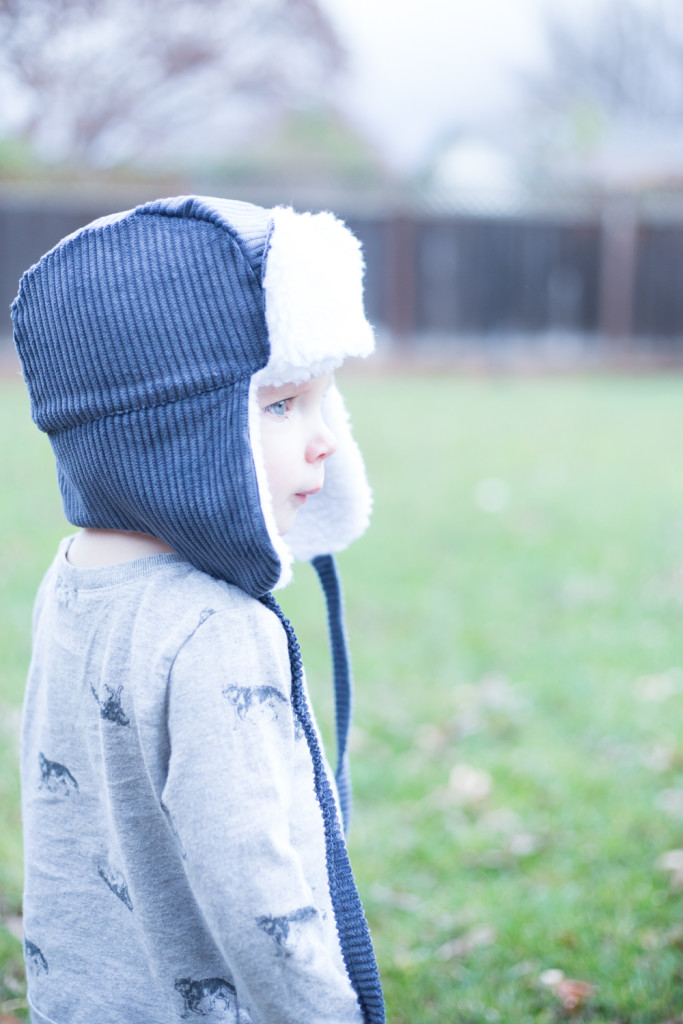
[127,555,279,638]
[43,537,282,650]
[134,557,288,663]
[139,563,292,692]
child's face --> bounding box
[258,372,338,535]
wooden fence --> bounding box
[2,192,683,353]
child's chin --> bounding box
[276,514,297,537]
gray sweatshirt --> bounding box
[21,539,364,1024]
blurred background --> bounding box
[2,0,683,365]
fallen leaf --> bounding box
[664,923,683,949]
[507,832,541,857]
[553,977,596,1012]
[657,850,683,871]
[540,970,596,1015]
[539,968,565,987]
[415,722,451,752]
[656,849,683,890]
[0,998,28,1024]
[435,924,496,960]
[392,946,430,969]
[448,763,492,805]
[369,883,422,912]
[2,916,23,942]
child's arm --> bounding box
[162,598,364,1024]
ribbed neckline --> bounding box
[56,535,188,590]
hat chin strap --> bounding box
[259,573,385,1023]
[311,553,353,834]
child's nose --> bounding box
[306,421,337,463]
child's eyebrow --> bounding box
[257,372,333,405]
[259,380,309,401]
[258,382,300,402]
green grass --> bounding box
[3,372,683,1022]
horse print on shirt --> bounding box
[256,905,318,957]
[38,752,79,796]
[221,684,288,727]
[24,938,48,976]
[97,862,133,911]
[175,976,238,1019]
[90,683,130,726]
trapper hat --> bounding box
[11,195,374,597]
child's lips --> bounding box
[295,486,322,503]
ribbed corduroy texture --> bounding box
[312,553,353,834]
[11,197,284,596]
[261,593,386,1024]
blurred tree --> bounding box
[0,0,344,166]
[527,0,683,123]
[517,0,683,188]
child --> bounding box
[12,196,385,1024]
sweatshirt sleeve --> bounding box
[161,599,364,1024]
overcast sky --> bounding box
[316,0,642,171]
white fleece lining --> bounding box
[258,207,374,388]
[250,206,375,588]
[248,378,294,589]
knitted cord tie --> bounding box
[260,593,385,1024]
[311,553,353,833]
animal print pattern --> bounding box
[38,752,79,795]
[91,683,130,726]
[255,905,318,957]
[97,862,133,911]
[54,575,77,609]
[221,684,288,727]
[24,938,48,976]
[175,976,238,1019]
[197,607,216,628]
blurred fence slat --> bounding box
[2,192,683,353]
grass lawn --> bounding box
[2,370,683,1022]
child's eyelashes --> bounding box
[265,398,293,417]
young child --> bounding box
[12,196,385,1024]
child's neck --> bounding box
[67,528,175,568]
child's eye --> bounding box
[266,398,290,417]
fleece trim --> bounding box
[249,205,374,583]
[256,207,374,389]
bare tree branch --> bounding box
[0,0,345,164]
[523,0,683,122]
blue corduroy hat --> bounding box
[12,195,385,1023]
[11,195,374,597]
